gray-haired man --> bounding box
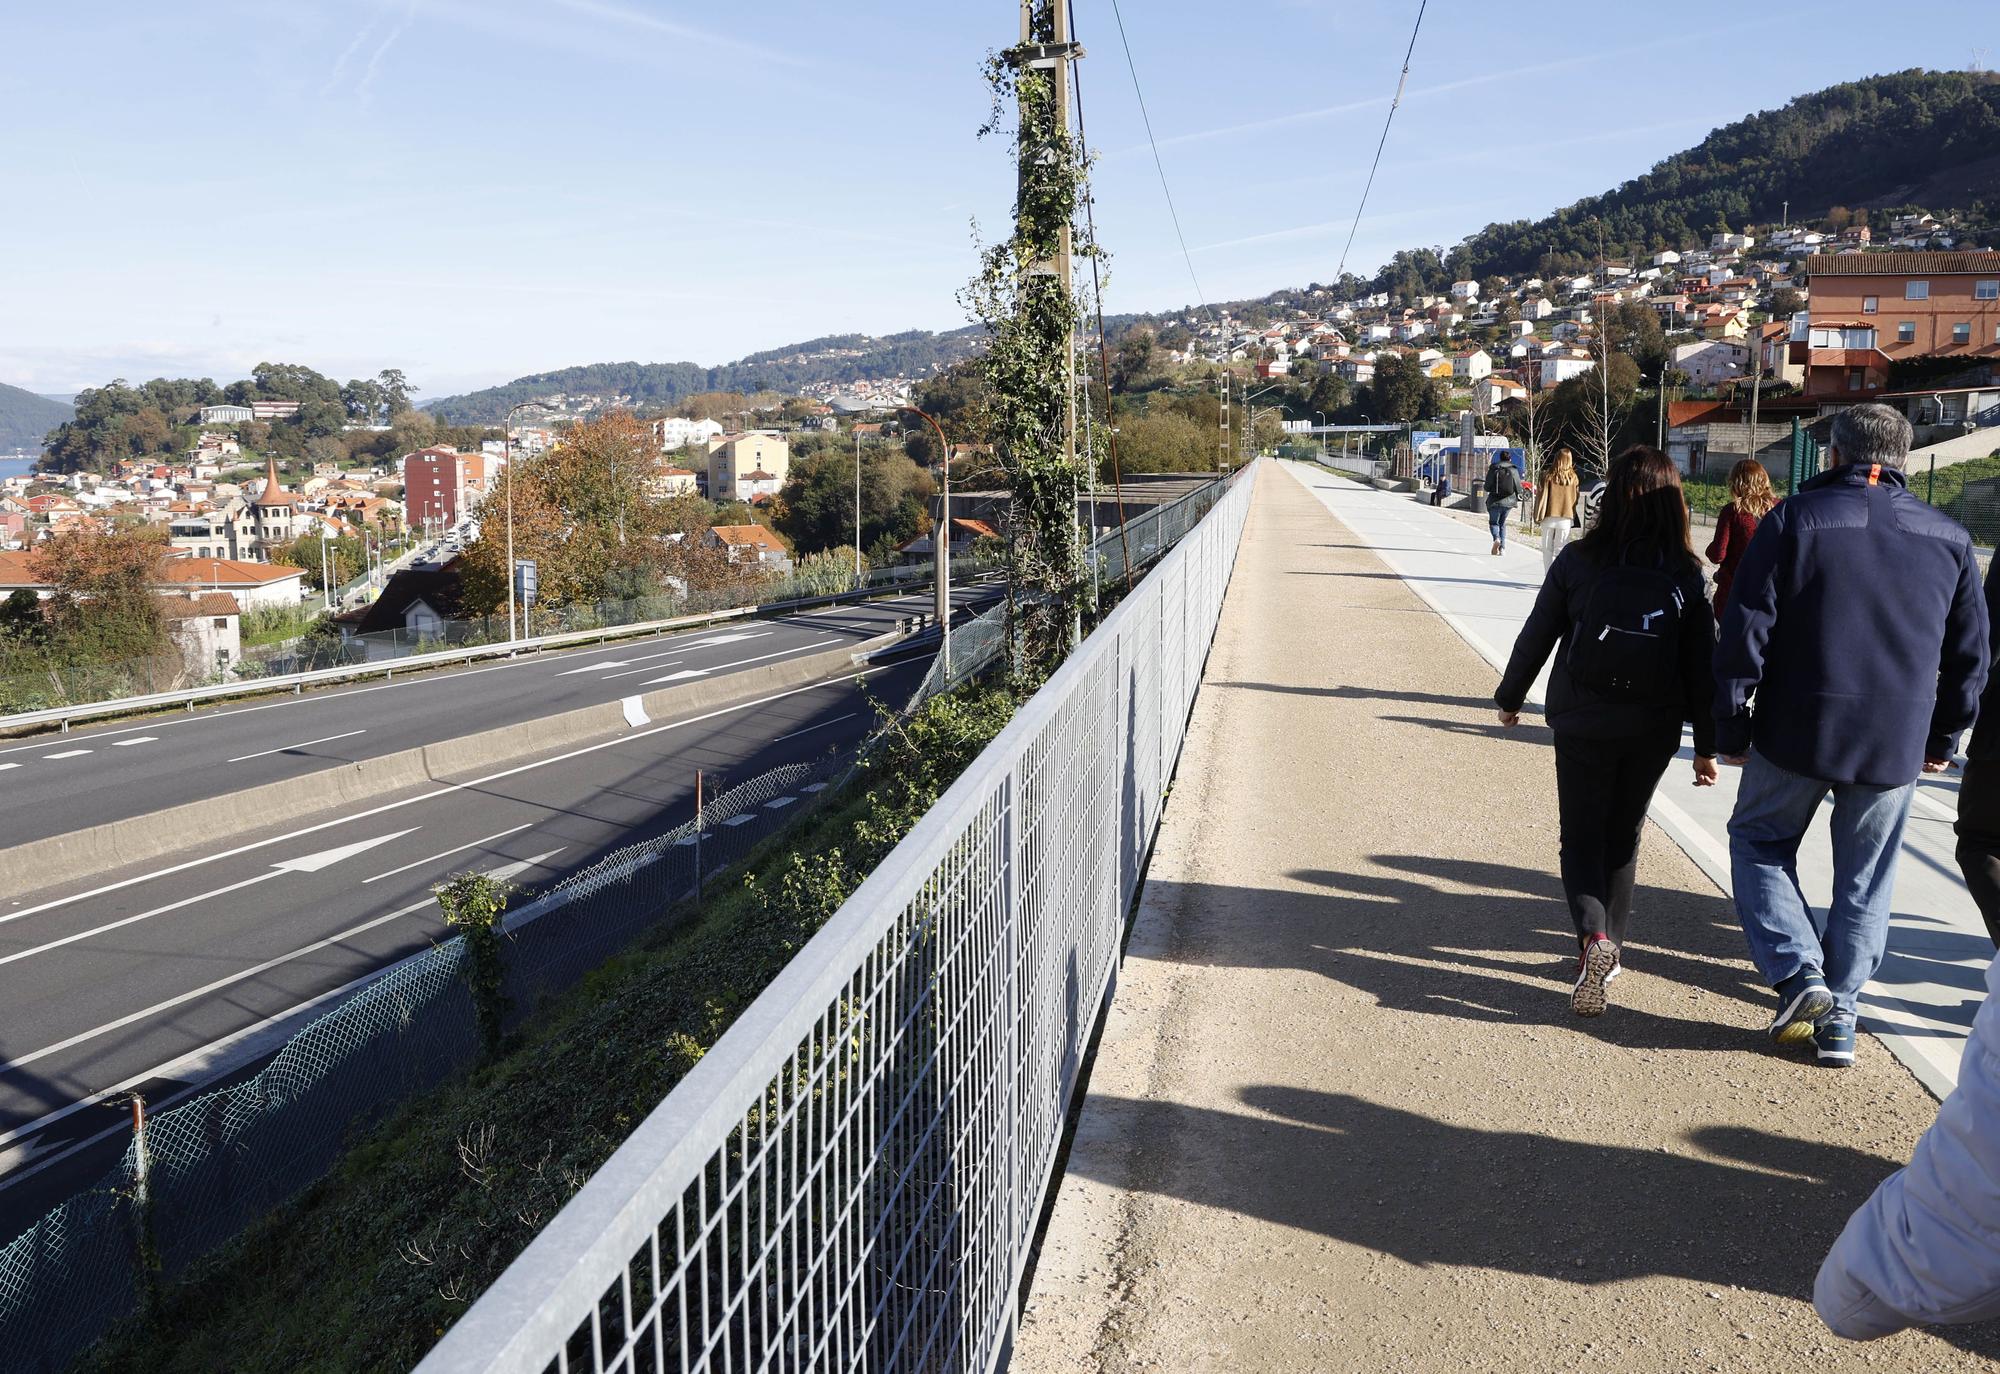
[1713,403,1988,1065]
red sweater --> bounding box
[1705,501,1764,612]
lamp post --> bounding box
[1314,412,1327,462]
[854,426,864,585]
[503,400,558,643]
[1244,382,1282,461]
[901,405,954,680]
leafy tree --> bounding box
[378,368,416,417]
[775,444,934,556]
[1368,353,1441,423]
[28,520,172,667]
[1768,286,1805,320]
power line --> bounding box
[1333,0,1428,283]
[1101,0,1213,322]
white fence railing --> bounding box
[417,460,1260,1373]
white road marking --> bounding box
[0,666,891,930]
[774,713,858,743]
[41,749,91,760]
[226,729,367,764]
[0,830,417,967]
[622,695,650,728]
[362,823,534,884]
[601,659,681,680]
[110,737,158,747]
[684,631,771,649]
[640,638,846,687]
[0,763,17,773]
[483,848,567,884]
[558,661,633,676]
[765,796,796,810]
[723,814,756,827]
[802,783,829,793]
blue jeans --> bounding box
[1488,504,1510,546]
[1726,752,1914,1015]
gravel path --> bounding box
[1013,462,2000,1373]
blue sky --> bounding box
[0,0,1965,398]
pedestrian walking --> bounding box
[1714,402,1987,1065]
[1703,458,1777,617]
[1496,445,1719,1017]
[1814,954,2000,1339]
[1430,471,1451,507]
[1955,555,2000,946]
[1484,452,1521,555]
[1531,447,1581,572]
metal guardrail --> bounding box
[417,460,1260,1373]
[0,580,942,738]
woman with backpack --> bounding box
[1704,457,1777,616]
[1494,445,1720,1016]
[1484,453,1522,554]
[1531,448,1582,572]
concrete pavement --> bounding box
[1016,462,1998,1372]
[1283,460,1990,1097]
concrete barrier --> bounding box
[0,632,902,895]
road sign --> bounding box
[513,559,539,610]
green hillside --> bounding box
[0,381,72,452]
[426,329,984,424]
[1369,69,2000,294]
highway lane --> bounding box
[0,585,991,850]
[0,657,922,1212]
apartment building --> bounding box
[1804,252,2000,361]
[402,446,488,528]
[705,433,790,504]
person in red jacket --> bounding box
[1703,458,1776,615]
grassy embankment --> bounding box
[79,685,1015,1373]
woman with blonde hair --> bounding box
[1705,458,1778,615]
[1531,447,1581,571]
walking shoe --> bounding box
[1814,1014,1857,1068]
[1572,935,1618,1017]
[1768,969,1835,1046]
[1490,540,1501,555]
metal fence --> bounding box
[416,459,1260,1374]
[0,752,850,1373]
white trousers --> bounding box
[1540,518,1573,571]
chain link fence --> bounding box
[0,749,851,1372]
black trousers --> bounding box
[1954,758,2000,947]
[1552,728,1679,948]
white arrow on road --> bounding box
[646,669,709,684]
[558,661,634,675]
[0,829,419,967]
[483,848,567,884]
[686,631,770,649]
[638,637,848,687]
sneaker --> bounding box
[1814,1014,1857,1068]
[1572,935,1618,1017]
[1769,969,1835,1046]
[1490,540,1501,555]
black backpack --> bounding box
[1566,560,1687,699]
[1488,462,1520,501]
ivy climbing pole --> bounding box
[968,0,1093,680]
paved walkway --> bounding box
[1285,460,1988,1097]
[1016,462,1999,1372]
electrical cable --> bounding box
[1333,0,1428,282]
[1103,0,1214,324]
[1069,50,1134,592]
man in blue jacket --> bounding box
[1713,403,1988,1065]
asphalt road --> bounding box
[0,585,987,849]
[0,652,928,1231]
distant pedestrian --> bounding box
[1714,402,1987,1066]
[1484,453,1521,555]
[1703,458,1777,616]
[1430,471,1452,507]
[1955,556,2000,946]
[1531,447,1581,572]
[1496,445,1718,1017]
[1815,954,2000,1339]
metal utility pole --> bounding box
[904,406,955,679]
[1747,335,1765,467]
[1218,371,1231,473]
[853,427,864,583]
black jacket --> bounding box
[1496,543,1717,755]
[1484,460,1519,507]
[1713,463,1987,785]
[1969,558,2000,763]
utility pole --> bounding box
[1218,371,1231,473]
[853,426,863,584]
[1748,335,1765,468]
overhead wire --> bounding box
[1333,0,1429,282]
[1102,0,1213,324]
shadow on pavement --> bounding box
[1063,1083,2000,1357]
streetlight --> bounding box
[503,399,559,643]
[1244,382,1282,460]
[853,425,864,585]
[900,405,954,680]
[1314,411,1327,462]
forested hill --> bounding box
[1374,69,2000,292]
[0,382,71,452]
[427,329,984,423]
